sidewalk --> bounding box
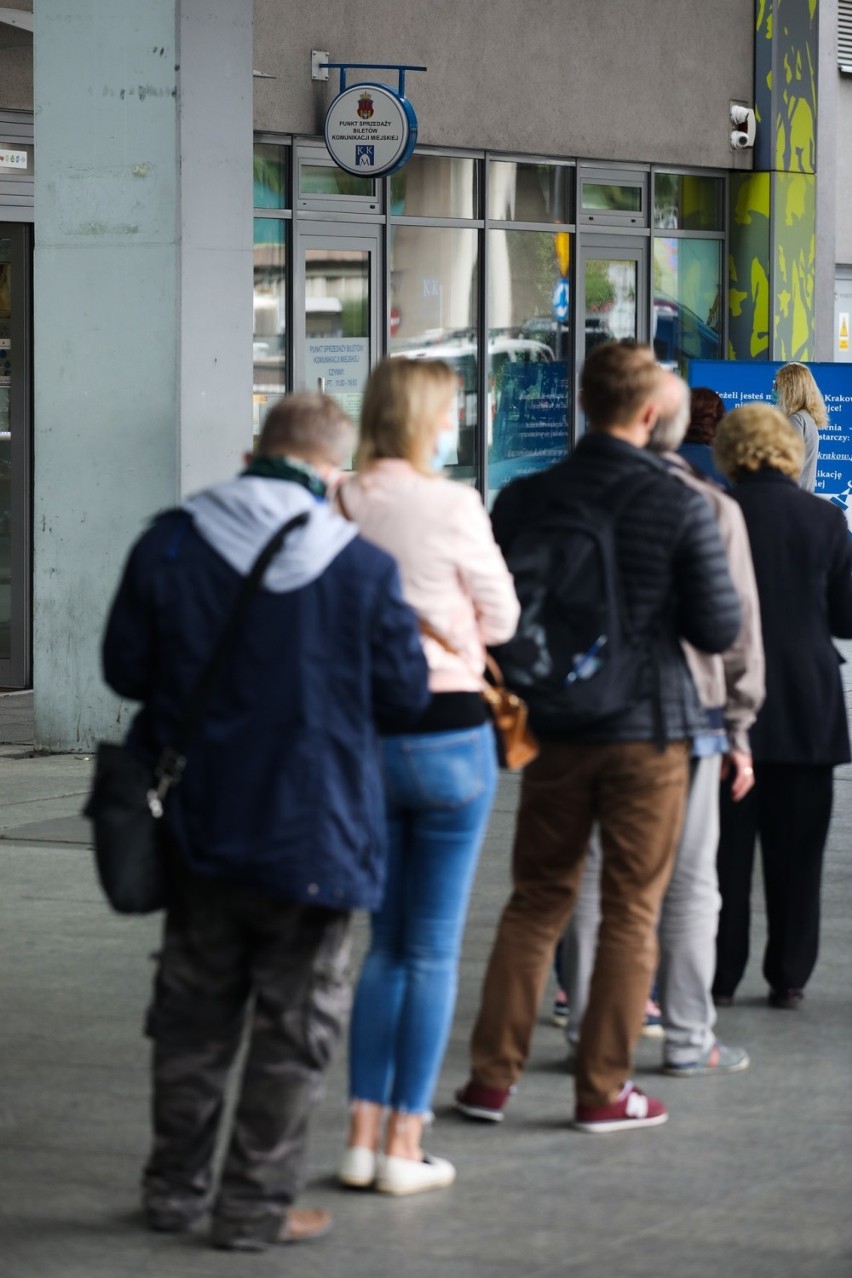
[1,689,851,1277]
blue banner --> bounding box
[689,361,852,519]
[489,362,569,496]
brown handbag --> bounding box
[418,619,539,772]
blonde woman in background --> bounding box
[336,357,519,1195]
[772,361,827,492]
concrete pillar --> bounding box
[33,0,253,750]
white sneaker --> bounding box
[375,1152,456,1196]
[337,1146,378,1188]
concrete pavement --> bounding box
[1,689,851,1277]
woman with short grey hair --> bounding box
[712,402,852,1010]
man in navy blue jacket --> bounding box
[102,392,429,1252]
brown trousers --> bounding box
[470,739,688,1109]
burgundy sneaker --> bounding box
[453,1079,514,1122]
[573,1082,668,1133]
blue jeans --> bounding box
[348,723,498,1113]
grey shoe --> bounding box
[663,1041,750,1077]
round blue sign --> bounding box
[552,278,570,324]
[324,82,418,178]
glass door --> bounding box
[294,228,380,432]
[0,224,31,688]
[576,236,648,436]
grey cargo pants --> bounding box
[143,864,351,1246]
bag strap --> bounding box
[152,510,310,798]
[417,617,508,695]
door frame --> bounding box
[0,221,32,688]
[575,233,649,440]
[292,223,382,400]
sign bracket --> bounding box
[318,61,427,98]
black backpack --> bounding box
[491,470,659,736]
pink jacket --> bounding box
[339,461,520,693]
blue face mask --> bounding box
[770,386,780,406]
[431,428,456,472]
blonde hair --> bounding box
[713,403,805,482]
[357,357,458,474]
[774,362,827,428]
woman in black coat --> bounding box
[711,403,852,1009]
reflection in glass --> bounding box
[390,154,478,219]
[653,174,723,231]
[254,142,287,210]
[389,226,479,479]
[300,163,375,199]
[653,238,722,374]
[488,162,570,223]
[584,259,637,358]
[582,183,642,213]
[304,247,371,427]
[487,230,570,505]
[253,219,286,435]
[0,241,11,660]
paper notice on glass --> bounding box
[306,338,370,421]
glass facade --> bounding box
[253,141,728,487]
[488,162,571,224]
[390,154,478,219]
[390,225,480,479]
[653,173,723,231]
[487,229,571,505]
[653,237,723,372]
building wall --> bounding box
[837,76,852,264]
[0,2,32,108]
[253,0,754,168]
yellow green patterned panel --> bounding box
[729,173,771,360]
[755,0,817,174]
[772,171,815,360]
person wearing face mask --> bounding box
[335,356,520,1195]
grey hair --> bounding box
[258,392,355,464]
[648,378,690,454]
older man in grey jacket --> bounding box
[562,370,765,1076]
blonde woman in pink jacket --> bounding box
[337,357,519,1196]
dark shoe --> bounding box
[144,1197,206,1234]
[712,992,735,1008]
[768,988,804,1010]
[210,1207,332,1251]
[573,1082,668,1133]
[453,1079,514,1122]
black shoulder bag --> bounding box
[83,511,310,915]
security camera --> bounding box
[729,103,756,149]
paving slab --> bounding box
[0,688,850,1277]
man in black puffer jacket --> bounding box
[455,342,740,1134]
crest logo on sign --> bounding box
[357,92,374,119]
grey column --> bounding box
[32,0,253,750]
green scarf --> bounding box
[242,454,327,498]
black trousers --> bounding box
[713,762,833,998]
[143,865,351,1244]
